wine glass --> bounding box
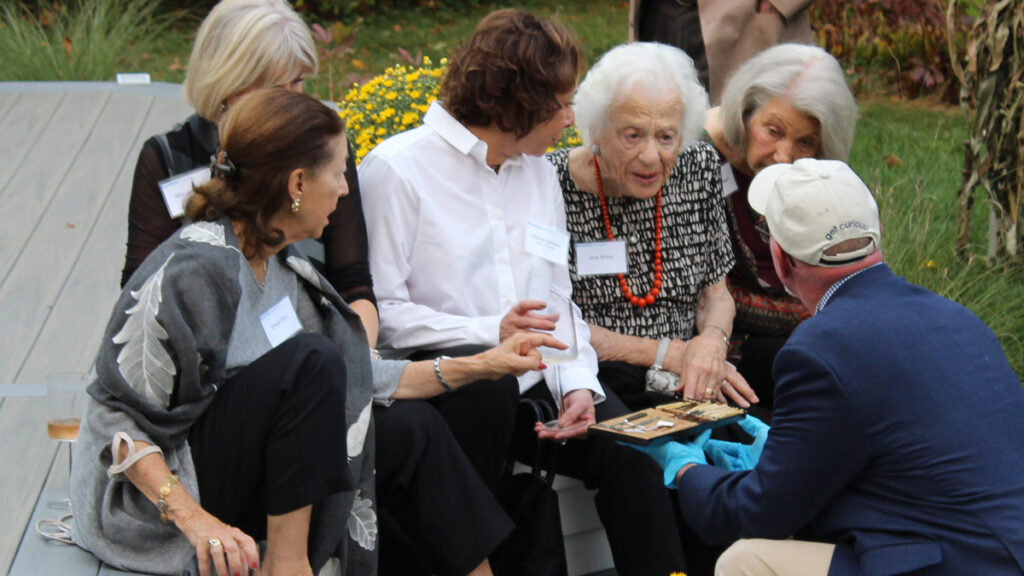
[537,292,586,431]
[46,371,88,510]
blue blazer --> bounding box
[678,264,1024,575]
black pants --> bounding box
[188,334,354,541]
[375,398,515,576]
[378,345,520,576]
[520,383,688,576]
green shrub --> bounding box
[0,0,179,81]
[810,0,982,102]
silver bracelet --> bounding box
[705,324,731,347]
[433,355,453,392]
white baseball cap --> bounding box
[748,159,880,267]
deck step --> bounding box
[10,489,146,576]
[14,484,617,575]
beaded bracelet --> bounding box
[157,474,179,523]
[433,356,453,392]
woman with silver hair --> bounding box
[706,43,858,409]
[120,0,380,348]
[547,42,759,413]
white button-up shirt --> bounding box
[360,102,603,401]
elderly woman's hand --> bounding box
[716,362,759,408]
[667,333,728,401]
[499,300,558,342]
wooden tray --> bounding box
[589,400,746,445]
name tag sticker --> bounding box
[260,296,302,348]
[524,221,570,265]
[158,167,210,219]
[576,241,628,276]
[720,163,739,198]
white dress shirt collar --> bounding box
[423,102,524,170]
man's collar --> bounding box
[816,262,885,313]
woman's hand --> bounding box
[669,332,728,401]
[715,362,759,408]
[475,332,567,378]
[499,300,557,342]
[177,508,259,576]
[534,389,595,442]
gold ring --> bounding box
[208,538,222,548]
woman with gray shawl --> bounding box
[72,89,559,576]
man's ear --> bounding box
[770,240,793,285]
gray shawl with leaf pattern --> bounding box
[70,218,377,575]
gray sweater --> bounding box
[71,219,381,575]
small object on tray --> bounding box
[589,400,746,445]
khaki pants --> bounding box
[716,538,835,576]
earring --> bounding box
[218,101,228,116]
[291,198,301,213]
[591,143,601,157]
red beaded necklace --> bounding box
[592,155,663,307]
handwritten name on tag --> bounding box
[159,167,210,219]
[721,162,739,198]
[260,296,302,348]
[576,241,628,276]
[524,221,570,265]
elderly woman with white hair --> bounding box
[706,44,858,409]
[546,42,759,411]
[120,0,379,347]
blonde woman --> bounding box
[120,0,379,346]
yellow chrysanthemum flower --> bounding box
[340,58,577,164]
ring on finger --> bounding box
[208,538,221,548]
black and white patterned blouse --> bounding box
[548,141,735,341]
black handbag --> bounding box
[492,398,569,576]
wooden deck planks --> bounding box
[16,95,192,380]
[0,90,143,381]
[0,91,107,309]
[0,92,66,197]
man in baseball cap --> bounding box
[629,159,1024,575]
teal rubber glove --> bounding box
[620,429,711,488]
[704,415,770,471]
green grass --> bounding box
[0,0,193,82]
[850,100,1024,377]
[310,0,628,96]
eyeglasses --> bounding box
[754,220,771,244]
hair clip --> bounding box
[210,149,237,179]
